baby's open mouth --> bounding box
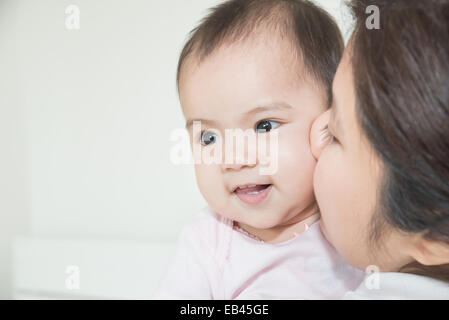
[234,184,272,194]
[233,184,273,205]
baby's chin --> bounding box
[214,203,288,230]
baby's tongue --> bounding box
[235,184,270,194]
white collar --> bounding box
[343,272,449,300]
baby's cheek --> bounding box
[277,133,316,184]
[271,134,316,211]
[195,164,221,201]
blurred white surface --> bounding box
[1,0,351,299]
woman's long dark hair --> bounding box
[349,0,449,281]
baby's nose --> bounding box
[310,109,331,160]
[221,154,257,171]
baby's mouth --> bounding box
[234,184,271,194]
[233,184,273,205]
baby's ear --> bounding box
[310,110,331,160]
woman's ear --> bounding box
[310,109,331,160]
[409,235,449,266]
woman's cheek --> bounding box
[314,149,371,270]
[313,149,345,244]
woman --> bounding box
[310,0,449,298]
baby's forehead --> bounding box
[179,32,308,93]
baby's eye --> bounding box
[200,130,219,146]
[255,120,281,133]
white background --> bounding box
[0,0,353,299]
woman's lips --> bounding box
[234,184,272,205]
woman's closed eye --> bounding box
[321,124,339,144]
[255,119,281,133]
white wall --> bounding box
[0,0,351,299]
[17,0,215,241]
[0,0,30,299]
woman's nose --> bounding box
[310,109,331,160]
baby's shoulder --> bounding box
[179,206,233,253]
[183,206,228,232]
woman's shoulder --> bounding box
[343,272,449,300]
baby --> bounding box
[154,0,364,299]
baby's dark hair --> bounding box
[176,0,344,106]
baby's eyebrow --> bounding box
[185,103,293,129]
[185,118,218,129]
[241,102,293,120]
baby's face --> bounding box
[179,37,327,229]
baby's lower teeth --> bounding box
[247,191,261,195]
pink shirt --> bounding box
[153,207,364,299]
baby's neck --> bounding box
[236,204,320,244]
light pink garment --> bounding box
[153,207,364,299]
